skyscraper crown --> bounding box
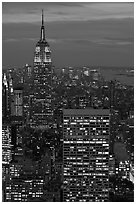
[34,11,51,63]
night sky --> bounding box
[2,2,134,68]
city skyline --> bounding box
[2,2,134,202]
[2,2,134,68]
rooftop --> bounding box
[63,108,110,116]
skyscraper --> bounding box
[2,123,12,201]
[11,88,23,117]
[63,109,110,202]
[2,124,12,165]
[32,10,52,128]
[2,73,10,121]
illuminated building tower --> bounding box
[32,10,52,128]
[61,67,66,75]
[2,73,10,121]
[2,123,12,201]
[63,109,110,202]
[8,72,14,93]
[2,124,12,166]
[24,64,32,78]
[23,64,33,122]
[10,87,23,153]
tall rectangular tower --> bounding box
[2,73,10,121]
[63,109,110,202]
[32,10,52,128]
[2,124,12,165]
[11,88,23,117]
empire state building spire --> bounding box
[40,9,45,42]
[34,11,51,64]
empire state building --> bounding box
[32,10,52,128]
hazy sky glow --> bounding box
[2,2,134,68]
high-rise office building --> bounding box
[2,73,10,120]
[2,124,12,165]
[11,88,23,117]
[32,10,52,128]
[109,80,116,109]
[10,87,24,163]
[2,123,12,201]
[63,109,110,202]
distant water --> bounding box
[100,68,134,86]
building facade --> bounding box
[63,109,110,202]
[11,88,23,117]
[2,124,12,166]
[2,73,10,120]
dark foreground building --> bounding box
[63,109,110,201]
